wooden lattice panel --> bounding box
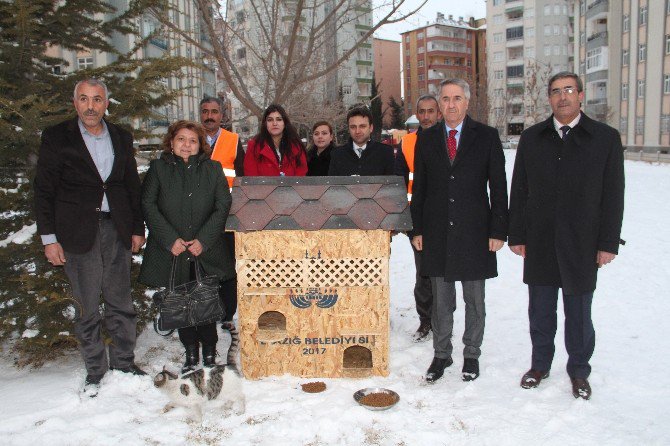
[307,258,384,287]
[239,259,304,288]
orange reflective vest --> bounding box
[210,129,239,190]
[401,132,417,202]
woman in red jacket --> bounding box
[244,104,308,176]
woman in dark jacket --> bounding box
[139,120,234,373]
[307,121,336,176]
[244,104,308,176]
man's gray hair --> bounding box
[547,71,583,95]
[73,78,109,100]
[416,94,439,110]
[200,96,225,109]
[438,78,471,101]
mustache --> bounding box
[84,110,99,116]
[204,119,216,124]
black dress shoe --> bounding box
[82,374,104,398]
[520,369,550,389]
[111,364,147,376]
[462,358,480,381]
[425,356,453,383]
[571,378,592,400]
[412,321,431,342]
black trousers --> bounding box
[410,237,433,324]
[220,232,238,322]
[528,285,595,379]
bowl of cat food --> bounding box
[353,387,399,411]
[301,381,327,393]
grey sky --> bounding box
[373,0,487,41]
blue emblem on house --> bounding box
[289,288,338,309]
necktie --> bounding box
[447,129,458,161]
[560,125,571,140]
[355,147,363,158]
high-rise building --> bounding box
[373,38,401,127]
[487,0,574,137]
[225,0,374,139]
[45,0,215,145]
[400,13,486,122]
[574,0,670,151]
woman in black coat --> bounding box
[139,120,234,373]
[307,121,335,176]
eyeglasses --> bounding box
[549,87,578,97]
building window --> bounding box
[639,44,646,62]
[666,35,670,54]
[622,49,629,66]
[580,62,586,75]
[494,88,503,97]
[620,118,628,134]
[554,5,560,15]
[493,33,503,43]
[507,26,523,40]
[527,8,535,17]
[553,45,560,56]
[493,14,503,24]
[525,47,535,58]
[493,0,501,5]
[580,32,586,45]
[640,6,647,25]
[544,25,551,36]
[544,5,551,15]
[664,75,670,94]
[636,117,644,135]
[586,48,602,70]
[342,85,351,95]
[544,45,551,56]
[507,65,524,78]
[417,32,424,40]
[494,52,503,62]
[623,15,629,32]
[418,60,424,67]
[494,70,504,80]
[637,80,645,98]
[662,115,670,134]
[237,48,246,59]
[622,83,628,100]
[580,0,585,15]
[418,74,424,81]
[77,57,93,70]
[418,46,424,53]
[405,35,410,43]
[554,25,560,36]
[526,27,535,37]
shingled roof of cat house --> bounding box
[225,176,413,232]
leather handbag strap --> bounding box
[168,255,178,292]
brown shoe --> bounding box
[520,369,550,389]
[571,378,592,400]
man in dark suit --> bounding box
[410,78,508,383]
[328,106,394,176]
[34,78,146,397]
[509,72,624,400]
[395,95,442,342]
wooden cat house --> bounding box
[226,176,412,380]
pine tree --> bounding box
[388,96,405,130]
[0,0,188,365]
[370,72,383,141]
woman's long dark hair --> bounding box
[253,104,305,166]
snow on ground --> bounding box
[0,154,668,445]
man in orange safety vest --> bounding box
[394,94,442,342]
[200,97,244,331]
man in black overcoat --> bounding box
[327,106,394,176]
[410,79,509,383]
[508,72,625,400]
[34,79,147,396]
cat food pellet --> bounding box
[359,392,396,407]
[301,381,326,393]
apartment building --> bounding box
[373,38,402,127]
[225,0,374,139]
[487,0,574,137]
[401,13,486,120]
[574,0,670,151]
[46,0,215,144]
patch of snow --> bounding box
[21,329,39,338]
[0,223,36,247]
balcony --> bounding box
[586,0,609,19]
[149,37,168,50]
[586,98,607,105]
[586,31,608,51]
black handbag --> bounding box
[152,257,225,336]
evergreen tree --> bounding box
[370,73,383,141]
[388,96,405,129]
[0,0,189,365]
